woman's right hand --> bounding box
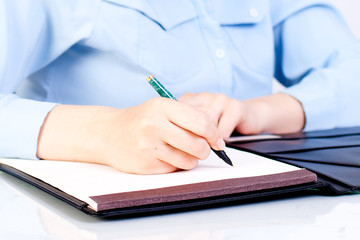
[37,98,225,174]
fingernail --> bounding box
[215,138,225,150]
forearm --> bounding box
[37,105,119,164]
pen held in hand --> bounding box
[146,75,233,167]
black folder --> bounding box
[227,126,360,194]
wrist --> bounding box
[243,93,305,134]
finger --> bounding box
[156,142,199,170]
[206,94,232,120]
[180,93,238,138]
[165,101,223,150]
[179,92,212,108]
[161,121,212,160]
[180,93,228,123]
[179,92,197,103]
[133,159,178,175]
[217,99,245,139]
[195,106,219,128]
[109,147,179,175]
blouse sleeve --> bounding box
[0,0,99,159]
[272,1,360,130]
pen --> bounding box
[146,75,233,166]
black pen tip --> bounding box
[212,149,233,166]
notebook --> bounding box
[0,147,318,217]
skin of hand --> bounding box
[180,92,306,139]
[36,97,225,174]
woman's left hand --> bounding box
[180,92,305,138]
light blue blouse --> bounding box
[1,0,360,159]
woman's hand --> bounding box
[180,92,305,138]
[180,92,263,138]
[37,98,225,174]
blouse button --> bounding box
[249,8,259,18]
[215,48,225,59]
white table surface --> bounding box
[1,171,359,240]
